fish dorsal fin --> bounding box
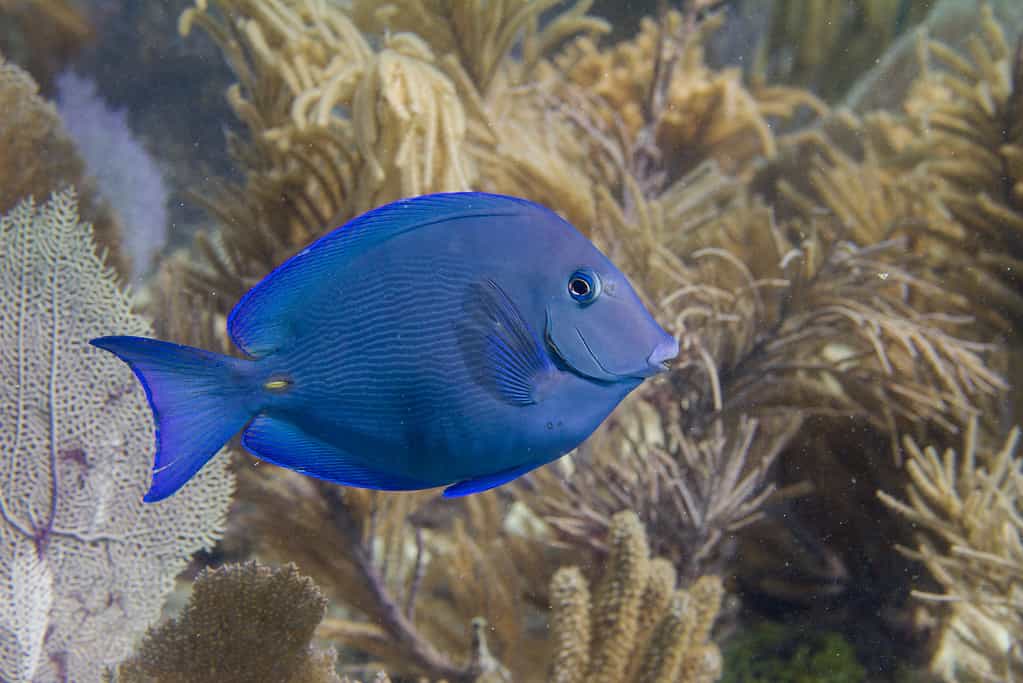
[227,193,532,356]
[459,278,557,406]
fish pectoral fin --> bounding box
[442,460,546,498]
[241,415,430,491]
[458,278,557,406]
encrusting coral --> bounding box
[0,190,232,682]
[878,417,1023,682]
[113,561,344,683]
[547,511,724,683]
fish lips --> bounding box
[544,308,677,382]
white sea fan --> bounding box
[0,190,233,681]
[55,71,169,283]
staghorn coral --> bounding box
[114,561,343,683]
[0,53,125,276]
[0,190,232,682]
[878,417,1023,682]
[547,510,724,683]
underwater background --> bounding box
[1,0,1022,681]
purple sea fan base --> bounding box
[55,70,169,283]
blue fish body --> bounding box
[91,193,678,502]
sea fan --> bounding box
[0,190,232,681]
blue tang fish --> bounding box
[91,192,678,502]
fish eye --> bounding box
[568,269,601,304]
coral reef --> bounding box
[0,53,125,276]
[113,561,342,683]
[7,0,1013,680]
[547,510,724,683]
[0,190,232,682]
[157,2,1020,678]
[878,417,1023,682]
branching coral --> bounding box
[114,561,344,683]
[553,8,816,202]
[878,417,1023,682]
[521,409,790,580]
[548,510,724,683]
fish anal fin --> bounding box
[459,278,557,406]
[241,415,431,491]
[442,460,544,497]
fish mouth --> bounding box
[645,335,679,375]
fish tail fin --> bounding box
[90,335,259,502]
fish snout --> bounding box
[645,334,680,375]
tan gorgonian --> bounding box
[548,511,724,683]
[901,4,1023,320]
[176,0,607,313]
[0,0,91,89]
[879,417,1023,682]
[755,0,931,100]
[235,464,555,682]
[553,8,818,197]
